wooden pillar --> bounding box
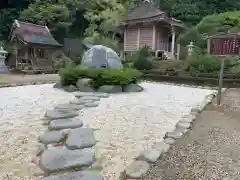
[176,44,180,61]
[124,26,127,52]
[137,26,140,49]
[171,26,176,57]
[207,38,211,54]
[152,24,156,50]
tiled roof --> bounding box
[127,2,164,21]
[12,20,62,46]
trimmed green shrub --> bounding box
[53,53,76,72]
[59,66,142,88]
[131,46,154,70]
[185,54,221,73]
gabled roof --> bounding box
[127,2,164,21]
[207,32,240,39]
[9,20,62,47]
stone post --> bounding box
[0,46,8,74]
[187,41,194,57]
[171,26,176,57]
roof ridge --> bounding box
[18,20,47,28]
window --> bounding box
[37,49,45,58]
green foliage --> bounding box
[178,11,240,48]
[156,60,185,72]
[59,66,142,88]
[185,54,221,73]
[53,53,76,72]
[131,46,153,70]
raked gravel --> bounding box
[0,82,216,180]
[0,84,75,180]
[80,82,216,180]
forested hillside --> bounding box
[0,0,240,45]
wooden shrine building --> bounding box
[120,1,185,59]
[8,20,63,73]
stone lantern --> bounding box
[0,46,8,74]
[187,41,194,56]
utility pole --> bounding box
[217,58,225,105]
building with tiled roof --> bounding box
[8,20,62,73]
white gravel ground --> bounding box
[0,84,75,179]
[0,82,216,180]
[81,82,216,180]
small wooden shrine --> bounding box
[8,20,63,73]
[120,1,185,59]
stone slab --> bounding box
[54,104,84,112]
[125,160,150,178]
[84,102,99,108]
[165,131,183,139]
[66,128,96,150]
[75,92,109,98]
[138,148,161,163]
[98,85,122,93]
[164,138,175,145]
[50,117,83,130]
[39,148,95,173]
[70,99,93,105]
[80,96,101,101]
[41,171,103,180]
[39,131,65,144]
[152,141,170,153]
[45,110,78,120]
[123,84,144,92]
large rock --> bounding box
[39,131,65,144]
[125,160,150,178]
[41,171,104,180]
[66,128,96,150]
[98,85,122,93]
[45,110,78,120]
[39,148,95,173]
[137,148,161,163]
[55,104,84,112]
[64,85,78,92]
[50,117,83,130]
[76,78,95,92]
[53,82,62,89]
[123,84,143,92]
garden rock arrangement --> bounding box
[34,92,110,179]
[121,91,218,179]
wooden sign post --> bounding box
[216,58,225,105]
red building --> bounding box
[207,33,240,56]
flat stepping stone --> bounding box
[75,92,109,98]
[125,160,150,178]
[66,128,96,150]
[165,131,183,139]
[164,138,175,145]
[41,170,104,180]
[45,110,78,120]
[39,148,95,173]
[50,117,83,130]
[70,99,93,105]
[137,148,161,163]
[84,102,99,108]
[80,96,101,101]
[39,131,65,144]
[152,141,170,153]
[176,122,191,129]
[55,104,84,112]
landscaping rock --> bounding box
[164,138,175,145]
[165,131,183,139]
[152,141,170,152]
[123,84,143,92]
[84,102,99,108]
[55,104,84,112]
[45,110,78,120]
[138,148,161,163]
[75,92,109,98]
[41,171,104,180]
[76,78,95,92]
[70,99,93,105]
[80,96,101,101]
[53,82,62,89]
[191,107,201,113]
[66,128,96,149]
[176,122,191,129]
[50,117,83,130]
[125,160,150,178]
[98,85,122,93]
[64,85,78,92]
[39,131,65,145]
[39,148,95,173]
[36,144,45,156]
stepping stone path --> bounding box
[35,92,110,178]
[67,128,96,150]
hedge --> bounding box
[59,66,142,89]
